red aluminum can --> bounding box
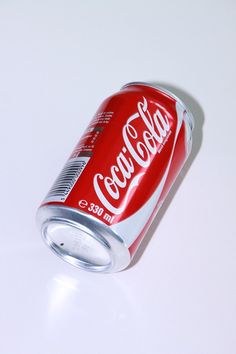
[37,82,194,272]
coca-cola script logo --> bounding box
[93,97,171,215]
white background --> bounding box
[0,1,236,353]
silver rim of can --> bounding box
[36,205,130,273]
[121,82,195,133]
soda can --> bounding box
[36,82,194,272]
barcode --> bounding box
[44,157,90,203]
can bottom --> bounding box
[36,205,130,273]
[43,220,112,271]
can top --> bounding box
[122,82,195,132]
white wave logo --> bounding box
[93,97,170,215]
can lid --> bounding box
[121,81,195,132]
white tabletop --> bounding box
[1,1,236,353]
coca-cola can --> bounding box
[36,82,194,272]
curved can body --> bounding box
[37,82,194,272]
